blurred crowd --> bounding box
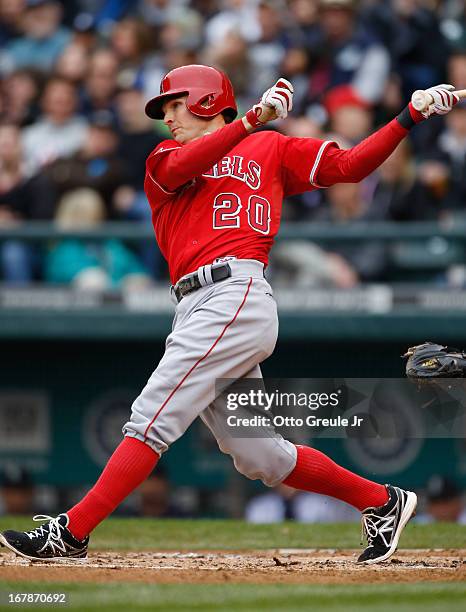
[1,0,466,286]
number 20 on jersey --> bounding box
[213,193,271,235]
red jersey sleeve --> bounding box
[277,133,339,197]
[147,119,249,192]
[145,139,182,207]
[316,118,408,187]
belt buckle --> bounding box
[211,262,231,282]
[175,273,199,301]
[174,263,231,302]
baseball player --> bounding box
[0,66,458,565]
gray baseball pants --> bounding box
[123,259,297,486]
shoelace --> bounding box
[360,510,396,548]
[26,515,64,545]
[360,513,380,547]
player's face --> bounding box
[162,95,213,144]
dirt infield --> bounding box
[1,549,465,585]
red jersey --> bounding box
[145,130,334,284]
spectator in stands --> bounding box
[156,5,202,55]
[132,0,183,28]
[362,0,449,99]
[0,465,35,515]
[306,0,390,111]
[0,123,56,218]
[280,0,320,113]
[327,97,374,144]
[287,0,320,49]
[279,116,324,221]
[111,18,153,68]
[447,51,466,92]
[109,17,159,96]
[372,139,445,221]
[281,114,323,141]
[70,0,131,35]
[204,0,261,48]
[0,122,55,283]
[315,180,389,281]
[417,475,466,524]
[22,76,88,174]
[0,68,42,127]
[44,110,126,215]
[0,0,25,46]
[136,466,187,518]
[270,240,359,288]
[4,0,71,73]
[115,83,160,194]
[439,0,466,50]
[246,1,288,100]
[245,482,358,523]
[79,48,119,120]
[127,7,201,105]
[54,40,90,86]
[423,100,466,212]
[203,30,251,103]
[70,11,99,52]
[44,188,152,290]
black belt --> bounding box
[173,263,232,302]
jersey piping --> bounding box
[309,140,333,187]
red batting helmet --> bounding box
[145,64,237,122]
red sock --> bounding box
[283,445,388,511]
[67,437,159,540]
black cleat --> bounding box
[0,514,89,562]
[358,485,417,564]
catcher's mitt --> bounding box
[403,342,466,379]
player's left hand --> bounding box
[244,78,294,130]
[419,84,459,119]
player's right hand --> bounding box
[419,84,459,119]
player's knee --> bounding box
[234,456,282,486]
[123,395,171,455]
[219,438,296,487]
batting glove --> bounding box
[245,78,294,128]
[261,78,294,119]
[420,84,459,118]
[397,84,459,129]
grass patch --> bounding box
[0,518,464,551]
[0,582,465,611]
